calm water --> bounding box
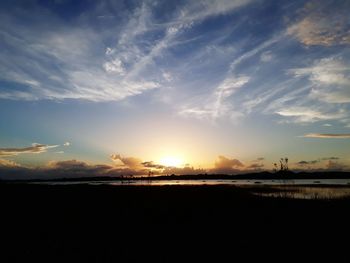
[35,178,350,186]
[33,179,350,199]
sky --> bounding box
[0,0,350,179]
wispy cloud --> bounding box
[229,34,282,71]
[180,75,249,120]
[0,0,256,103]
[289,57,350,104]
[0,143,59,157]
[180,0,254,23]
[178,31,284,122]
[303,133,350,139]
[0,0,349,132]
[276,107,346,123]
[260,51,273,62]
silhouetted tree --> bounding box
[278,157,289,171]
[280,158,284,170]
[273,163,278,172]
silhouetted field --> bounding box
[1,183,349,262]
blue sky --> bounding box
[1,0,350,178]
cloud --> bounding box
[289,57,350,104]
[0,159,21,168]
[303,133,350,139]
[210,155,244,174]
[0,0,348,131]
[180,75,249,120]
[0,0,255,102]
[247,163,264,170]
[214,155,244,169]
[110,154,143,169]
[181,0,254,22]
[162,72,173,82]
[247,157,265,170]
[289,58,349,86]
[141,161,165,170]
[0,2,161,102]
[0,143,59,157]
[48,160,91,170]
[287,1,350,46]
[260,51,273,62]
[162,166,206,175]
[178,32,283,122]
[215,76,250,98]
[322,157,339,160]
[267,56,350,125]
[296,157,343,170]
[326,160,347,171]
[103,58,125,75]
[296,160,319,166]
[229,34,282,70]
[276,107,346,123]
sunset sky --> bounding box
[1,0,350,178]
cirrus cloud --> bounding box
[0,143,59,157]
[303,133,350,139]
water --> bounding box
[31,179,350,199]
[33,178,350,186]
[53,179,350,186]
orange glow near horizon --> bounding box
[159,156,184,168]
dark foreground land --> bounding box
[1,184,350,262]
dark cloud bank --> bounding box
[0,153,249,180]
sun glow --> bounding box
[159,156,184,167]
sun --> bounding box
[159,156,184,168]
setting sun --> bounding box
[159,156,184,168]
